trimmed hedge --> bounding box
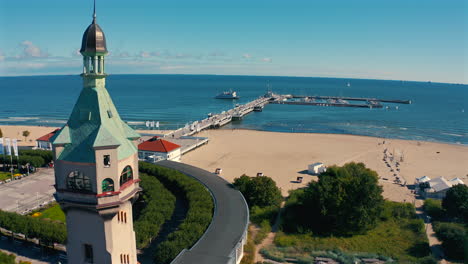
[134,173,176,249]
[0,210,66,245]
[138,162,214,264]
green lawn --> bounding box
[32,203,66,223]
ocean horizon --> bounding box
[0,74,467,145]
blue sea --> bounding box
[0,75,467,144]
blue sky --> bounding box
[0,0,466,83]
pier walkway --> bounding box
[165,96,272,138]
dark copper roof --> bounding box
[80,18,108,54]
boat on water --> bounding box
[215,91,239,99]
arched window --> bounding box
[120,166,133,186]
[67,171,91,192]
[102,178,114,192]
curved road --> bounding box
[158,161,249,264]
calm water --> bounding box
[0,75,467,144]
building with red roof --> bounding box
[138,136,181,162]
[36,129,60,150]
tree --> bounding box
[233,174,282,208]
[297,162,384,235]
[433,222,466,260]
[442,184,468,222]
[22,130,30,142]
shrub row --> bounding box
[138,162,214,264]
[19,149,53,164]
[0,210,66,245]
[134,173,176,249]
[0,155,45,168]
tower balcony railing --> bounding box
[96,179,141,210]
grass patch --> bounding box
[0,171,12,181]
[31,203,65,223]
[240,226,256,264]
[270,201,431,263]
[253,220,271,245]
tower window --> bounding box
[119,166,133,186]
[84,244,93,263]
[107,110,113,118]
[67,171,92,192]
[102,178,114,192]
[103,155,111,167]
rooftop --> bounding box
[36,129,60,142]
[138,137,181,153]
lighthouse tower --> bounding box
[51,4,141,264]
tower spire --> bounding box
[93,0,96,23]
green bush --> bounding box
[423,199,444,220]
[0,210,66,245]
[138,162,214,264]
[0,251,15,264]
[433,222,466,261]
[233,174,283,208]
[283,162,384,235]
[0,155,45,168]
[442,184,468,223]
[134,173,176,249]
[19,149,53,164]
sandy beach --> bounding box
[2,125,467,202]
[183,129,468,201]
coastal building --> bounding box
[35,129,60,150]
[51,6,141,264]
[138,136,181,162]
[308,162,327,175]
[417,176,465,199]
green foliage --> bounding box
[284,162,384,235]
[275,200,431,263]
[380,201,416,221]
[32,203,66,223]
[233,174,283,209]
[423,199,444,220]
[442,184,468,222]
[19,149,53,164]
[254,220,271,245]
[134,173,176,249]
[138,162,214,264]
[0,155,45,168]
[0,210,67,245]
[433,222,467,261]
[240,227,255,264]
[22,130,30,140]
[0,251,16,264]
[250,205,278,225]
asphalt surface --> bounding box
[158,161,249,264]
[0,168,56,213]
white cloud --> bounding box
[160,65,187,70]
[262,57,272,63]
[20,41,48,58]
[242,53,252,59]
[0,50,4,62]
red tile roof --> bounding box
[36,129,60,142]
[138,137,181,153]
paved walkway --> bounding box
[0,168,55,214]
[157,161,249,264]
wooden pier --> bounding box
[165,96,272,138]
[163,92,410,139]
[291,95,412,104]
